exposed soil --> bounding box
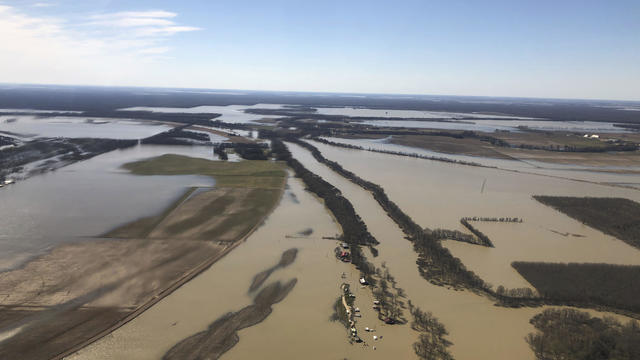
[0,156,287,359]
[0,238,223,360]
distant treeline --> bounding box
[312,137,489,168]
[216,142,269,160]
[513,262,640,315]
[1,138,137,179]
[4,85,640,124]
[534,196,640,251]
[516,142,638,152]
[459,219,494,247]
[615,123,640,131]
[290,138,488,291]
[526,308,640,360]
[142,126,210,145]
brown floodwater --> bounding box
[68,173,416,360]
[308,140,640,289]
[287,141,637,360]
[67,142,639,360]
[323,136,640,187]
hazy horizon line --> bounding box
[3,81,640,104]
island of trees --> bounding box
[526,308,640,360]
[533,196,640,251]
[512,262,640,315]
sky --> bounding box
[1,0,639,100]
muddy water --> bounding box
[69,174,415,360]
[287,142,637,360]
[0,144,215,271]
[308,140,640,289]
[322,136,640,186]
[0,115,171,139]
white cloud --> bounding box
[85,10,199,37]
[32,2,55,8]
[0,5,199,85]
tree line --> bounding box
[430,228,487,247]
[461,216,523,223]
[512,262,640,315]
[459,219,494,247]
[312,137,488,168]
[214,142,269,160]
[269,139,378,281]
[290,138,489,291]
[409,302,454,360]
[142,126,210,146]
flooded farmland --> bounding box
[1,84,639,360]
[322,136,640,186]
[0,145,215,270]
[68,174,416,360]
[284,141,638,360]
[307,140,640,289]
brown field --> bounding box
[491,131,610,149]
[0,238,225,359]
[0,155,286,359]
[390,134,513,159]
[340,132,640,169]
[499,148,640,167]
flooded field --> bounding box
[312,107,539,120]
[68,174,416,360]
[0,115,172,139]
[307,140,640,289]
[322,136,640,187]
[294,141,639,359]
[0,145,215,270]
[358,119,629,133]
[1,92,638,359]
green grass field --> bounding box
[122,154,287,188]
[107,155,287,239]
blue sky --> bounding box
[1,0,639,100]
